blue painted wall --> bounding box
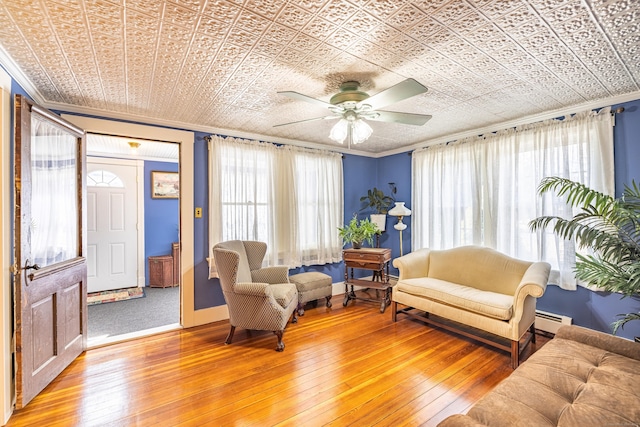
[6,63,640,339]
[144,161,179,284]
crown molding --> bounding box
[381,90,640,157]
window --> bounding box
[208,136,343,277]
[413,108,614,290]
[87,170,124,187]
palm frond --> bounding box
[575,254,640,295]
[612,312,640,334]
[537,176,616,211]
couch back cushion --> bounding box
[428,246,531,295]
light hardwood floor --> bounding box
[7,293,548,426]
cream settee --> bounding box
[392,246,551,368]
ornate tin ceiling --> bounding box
[1,0,639,155]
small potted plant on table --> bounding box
[338,215,380,249]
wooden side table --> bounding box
[342,248,392,313]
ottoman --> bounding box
[289,272,333,316]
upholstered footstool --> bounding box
[289,272,333,316]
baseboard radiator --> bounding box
[535,310,572,334]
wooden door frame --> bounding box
[60,116,210,327]
[87,157,145,288]
[0,67,13,425]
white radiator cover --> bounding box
[535,310,572,334]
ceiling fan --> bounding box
[275,78,432,146]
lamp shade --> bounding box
[329,117,373,145]
[388,202,411,217]
[351,119,372,144]
[329,118,349,144]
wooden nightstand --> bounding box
[342,248,392,313]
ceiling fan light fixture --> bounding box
[329,118,349,144]
[352,119,372,144]
[329,117,372,145]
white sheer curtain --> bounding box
[31,114,78,267]
[413,107,614,290]
[208,136,343,278]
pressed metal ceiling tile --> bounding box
[0,0,638,155]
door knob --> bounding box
[23,262,41,271]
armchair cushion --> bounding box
[267,283,298,309]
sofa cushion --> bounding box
[396,277,513,320]
[428,246,531,295]
[442,332,640,426]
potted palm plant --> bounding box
[338,216,380,249]
[529,176,640,337]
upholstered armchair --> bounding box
[213,240,298,351]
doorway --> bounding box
[85,134,180,347]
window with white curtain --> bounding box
[208,136,343,278]
[31,114,79,268]
[413,107,615,290]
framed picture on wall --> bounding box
[151,171,179,199]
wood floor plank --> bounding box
[6,294,548,427]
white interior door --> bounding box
[87,158,142,292]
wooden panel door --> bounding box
[87,159,139,292]
[13,95,87,408]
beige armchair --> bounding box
[213,240,298,351]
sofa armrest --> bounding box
[251,266,290,284]
[234,282,270,297]
[510,261,550,324]
[514,261,550,298]
[392,248,431,280]
[555,325,640,361]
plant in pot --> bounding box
[529,176,640,338]
[338,215,380,249]
[360,185,396,232]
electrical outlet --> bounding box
[195,207,202,218]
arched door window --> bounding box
[87,170,124,187]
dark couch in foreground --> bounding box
[439,325,640,426]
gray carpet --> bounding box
[88,286,179,340]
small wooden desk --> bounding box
[342,248,392,313]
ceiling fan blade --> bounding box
[368,110,432,126]
[274,115,339,127]
[278,91,336,109]
[359,78,428,111]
